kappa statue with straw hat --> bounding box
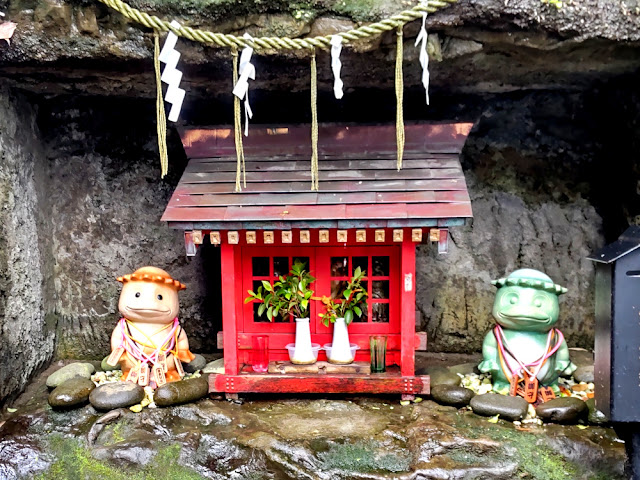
[106,266,196,388]
[478,269,577,404]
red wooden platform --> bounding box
[208,365,430,397]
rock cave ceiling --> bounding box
[0,0,639,119]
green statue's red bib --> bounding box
[478,269,577,402]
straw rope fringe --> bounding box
[153,30,169,178]
[395,27,405,171]
[310,50,319,191]
[232,47,245,192]
[98,0,457,52]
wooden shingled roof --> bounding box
[162,123,474,230]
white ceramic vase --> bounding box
[328,317,355,364]
[291,318,316,364]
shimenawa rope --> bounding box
[395,26,405,171]
[114,0,455,182]
[232,47,245,192]
[153,30,169,178]
[310,50,319,191]
[97,0,457,51]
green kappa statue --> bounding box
[478,269,577,402]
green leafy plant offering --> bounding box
[245,260,315,320]
[320,267,368,326]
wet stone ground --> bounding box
[0,367,628,480]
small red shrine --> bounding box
[162,123,473,399]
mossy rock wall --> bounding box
[0,86,57,402]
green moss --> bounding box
[330,0,381,22]
[104,421,126,445]
[104,0,395,25]
[448,450,490,465]
[37,435,204,480]
[318,439,411,473]
[481,428,579,480]
[125,0,298,21]
[36,435,130,480]
[154,444,204,480]
[44,312,59,332]
[449,415,625,480]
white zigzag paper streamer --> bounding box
[159,20,186,122]
[330,35,344,99]
[232,33,256,136]
[415,12,430,105]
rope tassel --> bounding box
[153,30,169,178]
[310,50,319,191]
[395,26,405,171]
[232,47,245,192]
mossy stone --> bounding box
[536,397,588,424]
[424,367,461,387]
[431,385,475,408]
[202,358,224,374]
[48,377,96,409]
[585,398,608,425]
[183,354,207,373]
[101,355,120,372]
[46,363,95,388]
[470,393,529,421]
[154,377,209,407]
[573,365,594,383]
[448,363,481,376]
[89,382,145,411]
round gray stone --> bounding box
[89,382,145,411]
[425,367,461,387]
[448,363,481,376]
[101,355,120,372]
[536,397,588,424]
[46,363,95,388]
[585,398,608,425]
[431,385,475,407]
[567,348,594,369]
[470,393,529,421]
[48,377,96,409]
[573,365,594,383]
[154,376,209,407]
[202,358,225,374]
[183,354,207,373]
[87,360,103,372]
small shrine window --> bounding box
[326,254,392,323]
[242,246,317,332]
[249,253,312,323]
[315,246,399,335]
[242,245,399,334]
